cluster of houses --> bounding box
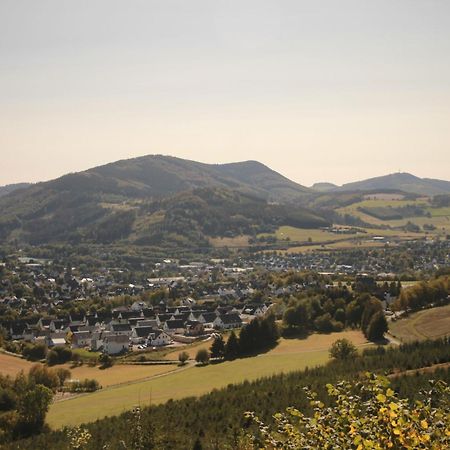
[5,301,272,355]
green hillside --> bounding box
[0,156,323,247]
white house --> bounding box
[213,313,242,330]
[71,330,92,348]
[148,330,172,347]
[103,333,129,355]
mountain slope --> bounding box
[0,155,322,247]
[63,155,309,201]
[0,183,32,198]
[337,173,450,196]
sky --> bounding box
[1,0,449,187]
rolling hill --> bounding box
[0,155,325,247]
[334,173,450,196]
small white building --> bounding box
[103,333,129,355]
[148,330,172,347]
[213,313,242,330]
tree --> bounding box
[195,349,210,365]
[366,311,388,341]
[28,365,60,390]
[46,346,72,365]
[16,384,53,436]
[329,338,357,361]
[54,368,71,386]
[283,302,309,332]
[210,335,225,359]
[178,351,189,365]
[22,343,47,361]
[224,331,239,360]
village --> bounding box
[0,238,448,357]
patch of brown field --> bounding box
[209,235,250,248]
[412,307,450,340]
[269,330,369,355]
[389,305,450,343]
[60,363,176,388]
[0,352,37,377]
[389,362,450,379]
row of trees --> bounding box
[282,291,388,341]
[394,276,450,312]
[211,315,279,361]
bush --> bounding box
[67,379,100,393]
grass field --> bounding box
[389,305,450,343]
[63,363,178,388]
[0,352,36,377]
[47,330,369,428]
[335,198,450,236]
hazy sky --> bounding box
[1,0,449,187]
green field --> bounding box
[389,305,450,343]
[47,331,368,428]
[335,198,450,236]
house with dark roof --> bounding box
[131,326,154,344]
[108,322,132,336]
[163,319,185,335]
[213,313,242,330]
[198,312,217,328]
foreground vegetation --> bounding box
[246,373,449,449]
[4,338,449,449]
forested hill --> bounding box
[0,180,328,249]
[50,154,309,201]
[0,183,32,198]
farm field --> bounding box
[336,198,450,236]
[0,352,36,377]
[389,305,450,343]
[47,330,369,428]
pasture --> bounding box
[389,305,450,343]
[47,330,368,428]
